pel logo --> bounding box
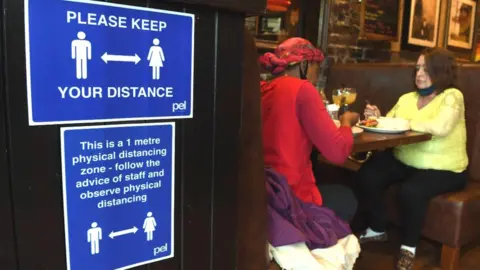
[172,101,187,112]
[153,243,169,256]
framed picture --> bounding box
[363,0,400,41]
[447,0,477,49]
[407,0,441,47]
[473,3,480,61]
[245,16,258,35]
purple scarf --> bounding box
[266,168,352,249]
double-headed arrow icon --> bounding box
[109,226,138,239]
[101,52,141,64]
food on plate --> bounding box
[359,117,410,131]
[376,118,410,130]
[360,117,379,127]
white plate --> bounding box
[357,125,410,134]
[352,126,364,136]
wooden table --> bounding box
[353,131,432,153]
[319,131,432,171]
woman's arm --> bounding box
[410,90,464,137]
[386,103,400,118]
[296,83,353,164]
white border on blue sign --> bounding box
[60,122,176,270]
[25,0,195,126]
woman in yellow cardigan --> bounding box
[358,48,468,270]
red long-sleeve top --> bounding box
[261,76,353,205]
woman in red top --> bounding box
[259,38,359,222]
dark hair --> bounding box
[418,47,458,93]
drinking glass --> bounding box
[332,89,345,107]
[326,104,339,120]
[343,87,357,111]
[332,87,357,115]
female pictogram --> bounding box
[147,38,165,80]
[143,212,157,241]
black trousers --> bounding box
[310,148,358,223]
[318,184,358,223]
[358,150,467,247]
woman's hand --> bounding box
[364,104,381,119]
[340,111,360,127]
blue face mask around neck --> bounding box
[418,85,435,96]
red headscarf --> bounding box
[259,37,324,75]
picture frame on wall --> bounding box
[447,0,477,49]
[363,0,400,41]
[407,0,441,47]
[473,2,480,61]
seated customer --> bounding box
[358,48,468,270]
[259,37,359,222]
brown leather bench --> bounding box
[325,63,480,270]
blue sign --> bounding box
[25,0,194,125]
[61,122,175,270]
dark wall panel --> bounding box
[211,10,244,270]
[3,0,251,269]
[0,0,17,268]
[236,27,267,270]
[4,0,66,268]
[179,4,216,270]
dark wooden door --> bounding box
[0,0,17,267]
[1,0,265,269]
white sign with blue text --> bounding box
[25,0,194,125]
[61,122,175,270]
